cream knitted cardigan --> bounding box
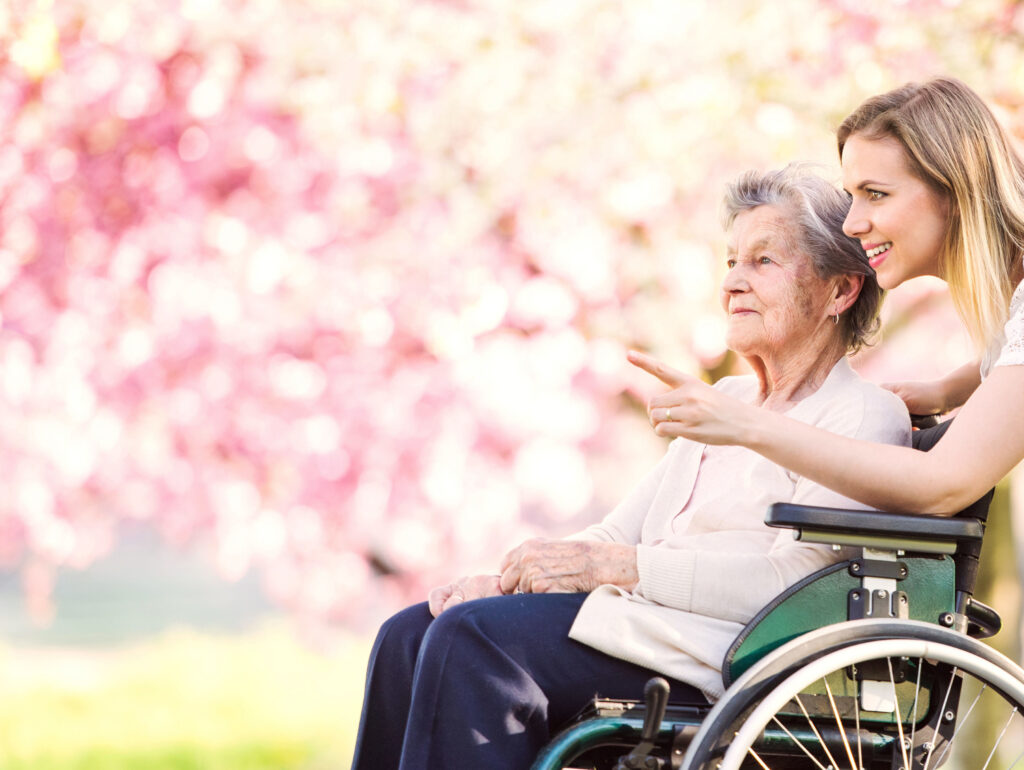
[567,358,911,700]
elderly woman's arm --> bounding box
[435,434,678,608]
[565,441,679,545]
[496,438,686,593]
[635,438,903,623]
[637,535,844,624]
[632,365,912,623]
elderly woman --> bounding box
[351,165,911,770]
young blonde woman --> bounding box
[634,76,1024,515]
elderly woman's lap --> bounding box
[352,593,707,770]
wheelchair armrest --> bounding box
[767,503,984,554]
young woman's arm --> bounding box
[883,359,982,416]
[631,351,1024,515]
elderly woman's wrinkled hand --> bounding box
[628,350,757,444]
[428,574,503,617]
[498,538,638,595]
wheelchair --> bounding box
[532,419,1024,770]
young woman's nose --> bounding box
[843,204,869,238]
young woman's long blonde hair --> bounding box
[837,77,1024,356]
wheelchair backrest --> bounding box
[912,419,994,596]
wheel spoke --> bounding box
[747,746,771,770]
[853,663,863,770]
[921,666,959,770]
[794,691,843,770]
[981,707,1019,770]
[768,713,829,770]
[1006,745,1024,770]
[907,653,925,755]
[931,681,986,768]
[823,676,858,770]
[887,657,911,770]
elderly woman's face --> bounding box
[720,205,838,360]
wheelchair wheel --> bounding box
[684,620,1024,770]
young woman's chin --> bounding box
[875,271,901,291]
[872,257,905,291]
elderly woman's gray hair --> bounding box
[721,164,882,354]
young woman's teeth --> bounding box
[866,242,891,258]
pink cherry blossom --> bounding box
[0,0,1011,630]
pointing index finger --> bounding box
[627,350,689,388]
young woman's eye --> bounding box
[867,189,886,202]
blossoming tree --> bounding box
[1,0,1020,627]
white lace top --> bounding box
[988,274,1024,374]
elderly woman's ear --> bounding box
[832,272,864,317]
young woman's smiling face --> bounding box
[841,134,951,290]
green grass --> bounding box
[0,744,316,770]
[0,623,371,769]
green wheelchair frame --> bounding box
[532,420,1024,770]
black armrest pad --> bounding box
[767,503,984,543]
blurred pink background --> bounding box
[0,0,1017,639]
